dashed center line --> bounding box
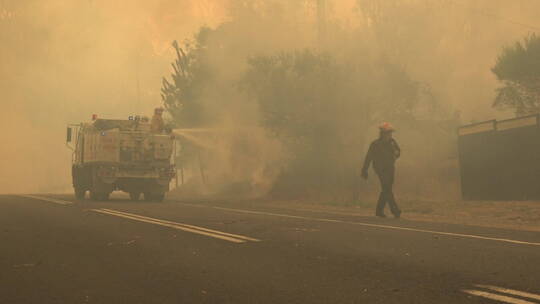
[463,290,536,304]
[475,285,540,301]
[463,284,540,304]
[92,208,260,244]
[19,195,73,205]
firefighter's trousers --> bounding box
[375,166,400,215]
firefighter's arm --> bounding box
[361,143,374,178]
[393,139,401,159]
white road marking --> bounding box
[100,209,260,242]
[19,195,73,205]
[92,208,260,244]
[475,285,540,301]
[463,289,537,304]
[18,195,540,247]
[209,206,540,247]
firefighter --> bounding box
[151,107,165,133]
[361,122,402,218]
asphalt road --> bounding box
[1,194,539,304]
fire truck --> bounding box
[66,115,175,201]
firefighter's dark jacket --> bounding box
[362,138,401,172]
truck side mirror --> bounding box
[67,127,72,143]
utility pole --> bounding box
[317,0,327,45]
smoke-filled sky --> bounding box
[1,0,229,192]
[1,0,538,193]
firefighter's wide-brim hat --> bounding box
[379,122,395,132]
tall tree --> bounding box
[492,34,540,116]
[241,50,422,195]
[161,28,213,127]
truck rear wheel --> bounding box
[90,191,98,201]
[144,192,165,202]
[129,192,141,201]
[90,191,110,201]
[100,192,110,201]
[153,193,165,202]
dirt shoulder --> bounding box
[169,190,540,232]
[247,199,540,232]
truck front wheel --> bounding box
[75,188,86,200]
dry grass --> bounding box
[168,188,540,232]
[251,198,540,232]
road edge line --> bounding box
[210,206,540,247]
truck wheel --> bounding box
[75,188,86,200]
[129,192,141,201]
[89,191,99,201]
[99,192,110,201]
[143,193,152,202]
[90,191,109,201]
[144,193,165,202]
[153,193,165,202]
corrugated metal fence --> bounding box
[458,114,540,200]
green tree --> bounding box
[492,34,540,116]
[161,28,213,127]
[242,50,423,197]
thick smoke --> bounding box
[1,0,538,197]
[0,0,224,193]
